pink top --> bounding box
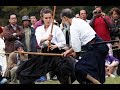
[34,20,43,48]
[34,20,43,30]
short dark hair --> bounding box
[80,9,88,14]
[14,40,24,50]
[40,8,53,18]
[60,8,75,18]
[8,12,17,19]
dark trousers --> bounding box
[75,35,109,84]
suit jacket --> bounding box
[3,24,24,53]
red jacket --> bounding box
[93,16,111,41]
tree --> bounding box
[0,6,119,26]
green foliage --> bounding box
[2,6,18,13]
[0,6,119,26]
[19,8,29,16]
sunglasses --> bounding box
[93,11,101,14]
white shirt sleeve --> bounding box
[54,26,66,48]
[35,26,47,47]
[35,27,41,46]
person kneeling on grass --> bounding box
[105,55,119,77]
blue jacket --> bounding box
[21,26,37,52]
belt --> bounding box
[87,38,96,45]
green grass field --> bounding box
[35,76,120,84]
[105,76,120,84]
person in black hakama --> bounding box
[16,8,76,84]
[16,47,76,84]
[60,8,109,84]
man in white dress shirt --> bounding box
[60,8,109,84]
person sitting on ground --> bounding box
[0,65,8,84]
[105,54,119,77]
[5,40,28,84]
